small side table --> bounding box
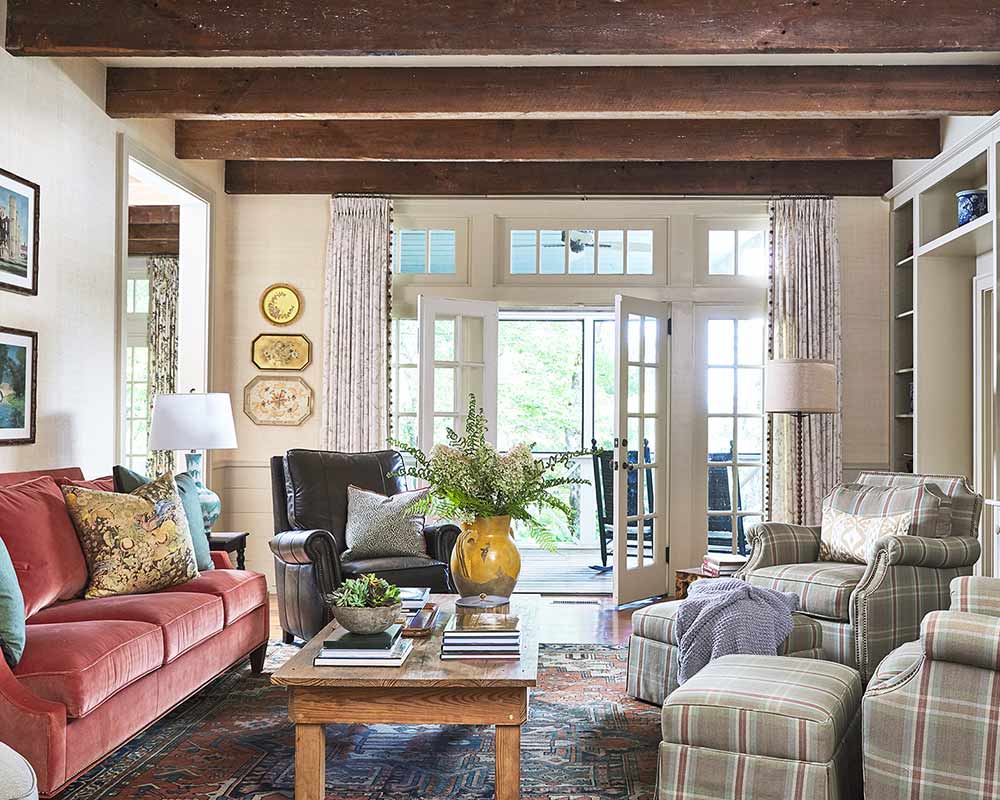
[209,531,250,570]
[674,566,717,599]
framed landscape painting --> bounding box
[0,168,40,296]
[0,326,37,446]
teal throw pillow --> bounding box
[112,465,214,571]
[0,538,26,668]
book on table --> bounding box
[313,637,414,667]
[399,587,432,613]
[323,624,402,652]
[441,612,521,660]
[701,552,747,577]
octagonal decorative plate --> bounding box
[251,333,312,371]
[243,376,313,426]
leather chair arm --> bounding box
[423,522,462,564]
[270,529,343,591]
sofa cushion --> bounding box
[61,473,199,599]
[28,592,223,663]
[858,471,981,538]
[112,466,214,571]
[52,475,114,492]
[0,476,88,616]
[14,620,163,718]
[824,482,950,539]
[162,569,267,625]
[344,484,429,559]
[747,561,866,621]
[662,655,863,763]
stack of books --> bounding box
[441,612,521,660]
[701,552,747,577]
[313,623,414,667]
[399,587,431,614]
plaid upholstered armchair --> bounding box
[737,472,982,681]
[863,577,1000,798]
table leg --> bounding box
[295,723,325,800]
[495,723,521,800]
[237,543,246,570]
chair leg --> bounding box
[250,642,267,674]
[282,630,295,645]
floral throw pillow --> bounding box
[819,507,913,564]
[343,485,430,560]
[61,472,199,599]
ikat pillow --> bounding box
[343,485,430,560]
[819,507,913,564]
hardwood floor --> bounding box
[267,594,659,647]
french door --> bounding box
[417,296,499,452]
[613,295,671,605]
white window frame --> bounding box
[390,318,419,451]
[392,216,470,286]
[695,305,767,556]
[694,215,769,287]
[497,218,668,287]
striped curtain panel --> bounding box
[320,195,393,452]
[768,198,842,525]
[146,255,179,476]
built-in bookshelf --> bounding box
[885,113,999,481]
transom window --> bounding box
[509,228,654,276]
[706,317,766,554]
[393,229,457,275]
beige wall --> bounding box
[0,37,227,476]
[213,194,890,588]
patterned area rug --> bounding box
[55,643,659,800]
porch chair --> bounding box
[737,471,982,681]
[591,439,656,571]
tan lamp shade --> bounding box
[764,359,838,414]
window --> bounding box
[706,317,766,554]
[394,229,457,275]
[124,266,151,472]
[508,228,654,276]
[697,218,768,281]
[391,318,419,449]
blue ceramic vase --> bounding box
[184,451,222,532]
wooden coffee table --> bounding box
[272,594,540,800]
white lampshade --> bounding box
[764,359,838,414]
[148,393,238,451]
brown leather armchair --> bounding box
[269,448,460,644]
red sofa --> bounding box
[0,467,269,797]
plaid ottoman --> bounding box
[658,656,863,800]
[626,599,824,705]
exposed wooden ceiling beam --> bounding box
[176,119,938,161]
[225,160,893,196]
[7,1,999,56]
[106,66,1000,120]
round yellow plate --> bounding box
[259,283,303,326]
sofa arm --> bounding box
[922,609,1000,671]
[737,522,821,576]
[870,535,981,569]
[0,656,67,792]
[210,551,234,569]
[269,529,342,590]
[950,576,1000,617]
[423,522,462,564]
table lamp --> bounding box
[148,391,238,531]
[764,359,838,524]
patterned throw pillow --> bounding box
[61,473,199,599]
[343,485,430,560]
[823,482,951,538]
[819,507,913,564]
[0,538,25,669]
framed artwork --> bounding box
[260,283,303,326]
[244,376,313,426]
[0,326,37,446]
[0,168,40,296]
[251,333,312,371]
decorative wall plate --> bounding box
[243,376,313,426]
[260,283,303,326]
[251,333,312,371]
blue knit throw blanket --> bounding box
[675,577,799,685]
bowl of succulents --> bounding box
[328,574,402,634]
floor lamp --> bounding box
[764,359,838,525]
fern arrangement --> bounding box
[389,394,589,551]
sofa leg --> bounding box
[282,630,295,645]
[250,642,267,674]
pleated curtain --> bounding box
[146,255,179,476]
[320,195,393,452]
[767,198,842,525]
